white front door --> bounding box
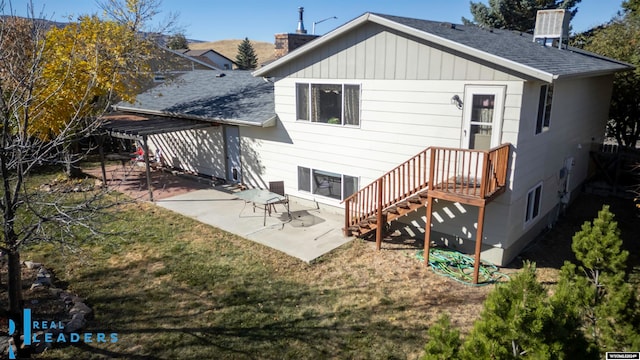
[224,126,241,183]
[461,86,506,150]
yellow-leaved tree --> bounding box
[0,1,168,357]
[30,15,150,139]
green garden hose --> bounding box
[416,249,510,286]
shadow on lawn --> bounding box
[63,254,436,359]
[353,191,639,272]
[513,192,639,270]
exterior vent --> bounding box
[533,9,570,48]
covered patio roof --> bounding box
[97,112,219,202]
[100,112,218,140]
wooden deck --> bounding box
[342,144,510,284]
[343,144,510,237]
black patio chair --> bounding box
[268,181,289,215]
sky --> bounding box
[12,0,625,43]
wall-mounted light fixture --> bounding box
[451,95,463,109]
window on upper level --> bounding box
[296,83,360,126]
[535,84,553,134]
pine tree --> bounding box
[421,314,461,360]
[459,262,590,359]
[462,0,582,33]
[235,37,258,70]
[558,205,640,354]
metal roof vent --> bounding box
[296,7,307,34]
[533,9,570,48]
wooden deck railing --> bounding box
[343,144,510,234]
[343,148,431,232]
[430,143,510,198]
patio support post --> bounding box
[473,203,486,284]
[142,135,154,202]
[423,195,433,266]
[375,177,384,250]
[97,135,107,189]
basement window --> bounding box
[535,84,553,134]
[297,166,358,201]
[524,182,543,225]
[296,83,360,126]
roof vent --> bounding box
[533,9,570,48]
[296,7,307,34]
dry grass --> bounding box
[189,39,276,66]
[13,169,638,359]
[21,198,494,359]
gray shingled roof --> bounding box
[373,13,630,78]
[117,70,275,127]
[255,12,632,81]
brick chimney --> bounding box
[274,7,319,59]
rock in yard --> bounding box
[69,302,93,318]
[24,261,43,269]
[64,313,85,333]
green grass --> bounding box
[23,197,451,360]
[17,167,639,359]
[5,166,499,359]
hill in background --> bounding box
[189,39,276,66]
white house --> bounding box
[179,49,237,70]
[106,11,631,271]
[249,11,630,269]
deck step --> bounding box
[408,196,424,204]
[383,207,399,215]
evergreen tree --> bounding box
[558,205,640,354]
[459,262,590,359]
[235,37,258,70]
[421,314,461,360]
[463,0,582,33]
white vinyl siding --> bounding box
[241,78,522,209]
[267,22,523,82]
[148,127,226,179]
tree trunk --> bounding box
[64,144,82,179]
[7,248,24,357]
[7,249,22,318]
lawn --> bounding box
[15,168,638,359]
[22,193,492,359]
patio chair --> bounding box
[268,181,289,215]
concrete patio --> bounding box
[84,164,354,262]
[155,187,353,263]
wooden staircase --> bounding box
[343,144,510,240]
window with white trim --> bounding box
[297,166,358,201]
[535,84,553,134]
[296,83,360,126]
[525,182,543,225]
